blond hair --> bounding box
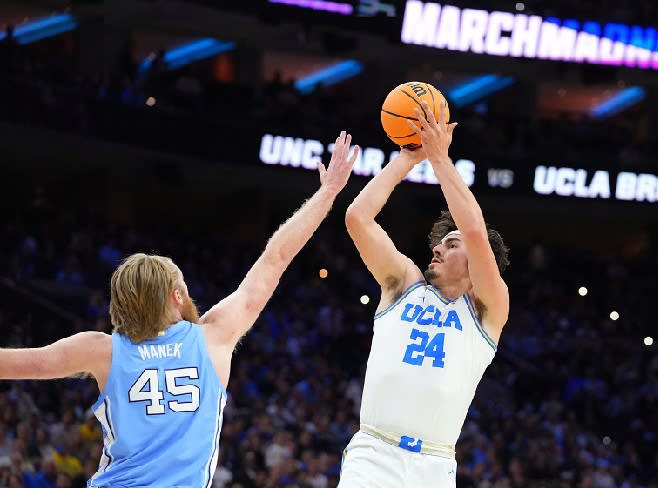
[110,253,181,343]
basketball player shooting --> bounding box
[339,102,510,487]
[0,132,359,488]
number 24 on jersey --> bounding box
[402,329,446,367]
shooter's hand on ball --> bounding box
[399,146,427,165]
[407,101,458,165]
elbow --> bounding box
[245,279,279,314]
[345,203,366,231]
[264,237,292,266]
[461,225,488,243]
[275,245,290,265]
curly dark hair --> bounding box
[427,210,510,273]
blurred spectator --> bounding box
[0,24,17,73]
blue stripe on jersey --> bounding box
[104,398,115,439]
[204,390,224,488]
[427,285,457,305]
[463,295,497,351]
[102,398,115,472]
[91,397,116,482]
[374,281,426,320]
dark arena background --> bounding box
[1,0,657,487]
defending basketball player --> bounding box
[0,132,360,488]
[339,102,509,487]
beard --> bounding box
[424,267,439,283]
[181,293,201,323]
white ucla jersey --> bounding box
[359,281,497,446]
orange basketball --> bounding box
[380,82,450,148]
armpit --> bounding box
[472,295,487,321]
[384,275,402,296]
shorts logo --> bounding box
[399,436,423,453]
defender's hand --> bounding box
[318,130,360,195]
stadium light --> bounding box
[0,14,77,45]
[445,74,515,108]
[268,0,353,15]
[138,38,236,75]
[591,86,647,117]
[294,60,363,95]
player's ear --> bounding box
[173,289,184,306]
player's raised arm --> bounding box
[0,331,111,386]
[407,101,509,332]
[345,149,425,297]
[200,131,360,348]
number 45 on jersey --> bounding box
[129,368,200,415]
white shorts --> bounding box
[338,432,457,488]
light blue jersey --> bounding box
[89,321,226,488]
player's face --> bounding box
[424,235,469,284]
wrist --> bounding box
[393,153,421,170]
[318,183,340,199]
[429,155,452,167]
